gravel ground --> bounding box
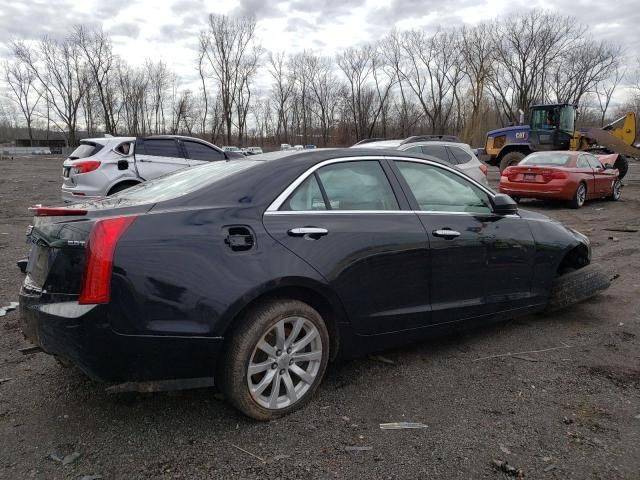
[0,156,639,480]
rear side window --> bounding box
[319,161,398,210]
[184,141,225,161]
[68,142,103,160]
[142,139,182,158]
[280,160,399,211]
[282,174,327,211]
[447,146,472,165]
[419,145,450,163]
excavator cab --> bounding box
[528,103,577,151]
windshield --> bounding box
[112,160,257,203]
[521,153,571,166]
[68,142,102,159]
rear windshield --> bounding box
[113,160,257,203]
[68,142,103,160]
[521,153,571,166]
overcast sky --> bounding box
[1,0,638,91]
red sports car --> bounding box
[499,151,622,208]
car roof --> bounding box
[82,136,135,145]
[351,140,402,149]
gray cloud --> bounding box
[230,0,282,18]
[0,0,100,44]
[108,22,141,39]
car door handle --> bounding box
[432,229,461,239]
[288,227,329,238]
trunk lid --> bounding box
[503,165,569,184]
[25,216,94,295]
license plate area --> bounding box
[523,173,536,182]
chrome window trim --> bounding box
[265,155,497,214]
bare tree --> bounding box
[594,65,625,126]
[12,36,87,146]
[460,24,495,143]
[268,52,295,143]
[201,14,260,145]
[3,60,42,145]
[73,25,119,134]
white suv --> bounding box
[351,136,489,187]
[61,135,241,202]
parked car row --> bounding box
[23,146,610,420]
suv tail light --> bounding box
[479,163,488,176]
[72,160,101,174]
[79,216,137,304]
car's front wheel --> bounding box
[220,299,330,420]
[608,179,622,201]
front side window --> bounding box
[576,156,590,168]
[184,141,225,161]
[280,160,399,211]
[395,161,492,214]
[585,155,602,169]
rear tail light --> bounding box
[502,167,514,177]
[479,163,488,176]
[541,170,567,181]
[72,160,101,174]
[30,206,88,217]
[79,216,137,304]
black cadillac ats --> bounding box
[18,148,609,420]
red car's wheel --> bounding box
[569,183,587,209]
[608,179,622,201]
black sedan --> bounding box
[18,149,609,420]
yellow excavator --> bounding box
[482,104,639,178]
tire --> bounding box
[219,299,330,421]
[107,182,138,196]
[544,263,610,313]
[608,179,622,201]
[613,155,629,180]
[499,151,527,173]
[569,182,587,209]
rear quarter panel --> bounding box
[108,207,338,338]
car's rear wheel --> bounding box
[220,299,329,421]
[569,182,587,209]
[608,179,622,201]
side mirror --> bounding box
[492,194,518,215]
[117,159,129,170]
[603,163,613,170]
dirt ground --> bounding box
[0,156,639,480]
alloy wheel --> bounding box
[247,317,323,410]
[612,180,622,200]
[576,184,586,206]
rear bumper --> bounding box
[19,290,223,383]
[499,179,574,200]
